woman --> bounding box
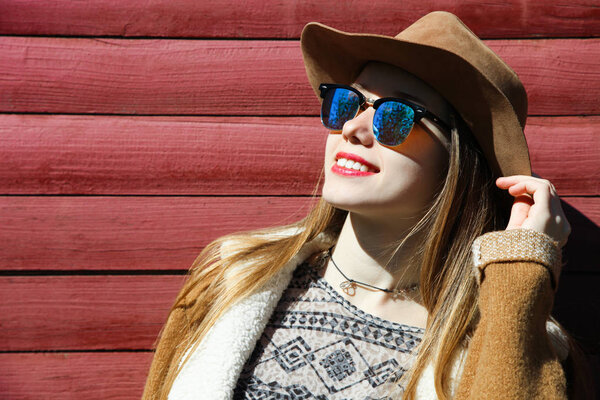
[143,11,588,399]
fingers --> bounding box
[496,175,570,247]
[505,196,533,230]
[497,175,557,197]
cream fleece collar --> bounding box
[168,232,336,400]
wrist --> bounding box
[471,228,561,291]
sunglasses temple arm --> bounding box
[424,111,453,133]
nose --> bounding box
[341,106,376,147]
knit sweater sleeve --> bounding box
[454,229,568,399]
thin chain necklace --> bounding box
[324,245,419,300]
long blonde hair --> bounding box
[143,116,589,399]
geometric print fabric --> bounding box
[233,256,424,399]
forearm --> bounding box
[455,229,567,399]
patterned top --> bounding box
[233,254,425,400]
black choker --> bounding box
[325,245,419,300]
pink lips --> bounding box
[332,152,379,177]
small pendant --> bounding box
[339,280,357,296]
[390,286,419,301]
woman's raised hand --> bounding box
[496,175,571,248]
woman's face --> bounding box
[322,62,451,222]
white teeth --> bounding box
[336,157,376,173]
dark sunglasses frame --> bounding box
[318,83,451,142]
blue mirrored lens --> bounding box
[373,101,415,146]
[321,88,360,130]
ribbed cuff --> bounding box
[471,229,561,291]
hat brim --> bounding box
[301,22,531,178]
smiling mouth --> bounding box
[334,152,380,174]
[335,157,379,173]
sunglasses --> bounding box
[319,83,451,147]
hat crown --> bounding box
[394,11,527,127]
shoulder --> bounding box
[219,226,301,256]
[219,226,336,261]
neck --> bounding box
[327,212,423,295]
[320,211,429,328]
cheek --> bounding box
[323,134,340,166]
[397,125,448,180]
[322,135,338,196]
[382,135,448,200]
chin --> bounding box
[321,191,377,215]
[323,188,430,221]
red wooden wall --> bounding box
[1,1,598,398]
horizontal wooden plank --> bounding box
[0,276,183,351]
[0,352,153,399]
[0,1,598,39]
[0,196,318,271]
[0,196,597,272]
[484,39,600,116]
[1,273,598,352]
[0,115,326,196]
[1,115,597,196]
[1,37,598,116]
[526,116,600,196]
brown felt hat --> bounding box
[300,11,531,178]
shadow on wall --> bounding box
[553,199,600,387]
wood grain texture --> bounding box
[1,115,597,196]
[0,196,318,271]
[526,116,600,196]
[0,273,597,352]
[0,0,598,38]
[0,196,596,272]
[0,115,326,196]
[0,2,597,397]
[0,275,184,351]
[0,352,153,399]
[1,37,599,116]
